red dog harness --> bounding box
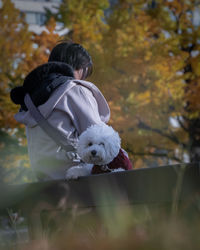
[91,148,133,174]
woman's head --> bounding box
[48,41,93,80]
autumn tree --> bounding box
[55,0,109,50]
[0,2,59,183]
[0,0,36,182]
[97,0,189,166]
[136,0,200,163]
[0,0,34,128]
[103,0,200,165]
[162,0,200,162]
[56,0,200,167]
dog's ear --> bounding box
[107,139,120,159]
[103,129,121,163]
[109,129,121,148]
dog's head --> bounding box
[77,124,121,165]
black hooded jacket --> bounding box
[10,62,74,111]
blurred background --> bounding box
[0,0,200,183]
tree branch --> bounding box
[137,119,187,149]
[126,149,181,163]
[177,116,188,132]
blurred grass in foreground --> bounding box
[1,199,199,250]
[0,164,199,250]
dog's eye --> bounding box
[88,142,93,146]
[99,142,105,146]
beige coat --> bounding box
[15,80,110,180]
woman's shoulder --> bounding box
[69,79,95,94]
[70,79,110,122]
[71,79,103,95]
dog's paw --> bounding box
[112,168,125,172]
[65,165,91,180]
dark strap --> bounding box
[24,93,75,152]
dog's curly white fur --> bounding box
[66,124,121,180]
[78,124,121,165]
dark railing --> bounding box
[0,163,199,238]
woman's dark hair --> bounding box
[48,41,93,79]
[10,42,93,108]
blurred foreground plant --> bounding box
[8,202,200,250]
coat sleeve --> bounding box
[61,85,106,134]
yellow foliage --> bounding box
[0,0,33,128]
[60,0,109,49]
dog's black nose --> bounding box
[91,150,97,156]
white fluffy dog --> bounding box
[66,124,122,180]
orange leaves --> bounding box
[190,55,200,77]
[184,79,200,116]
[60,0,109,49]
[24,17,60,71]
[165,0,192,17]
[0,0,33,129]
[0,2,58,130]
